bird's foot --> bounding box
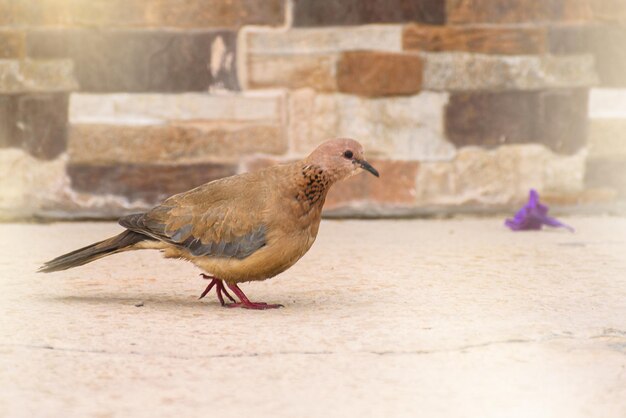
[224,282,284,310]
[198,274,236,306]
[225,301,284,310]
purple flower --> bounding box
[505,189,574,232]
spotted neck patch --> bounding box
[296,164,331,205]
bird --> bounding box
[40,138,380,309]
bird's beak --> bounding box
[355,159,380,177]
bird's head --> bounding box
[305,138,379,182]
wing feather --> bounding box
[119,175,268,259]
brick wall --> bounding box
[0,0,624,219]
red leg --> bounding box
[224,283,283,310]
[198,274,235,306]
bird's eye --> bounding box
[343,150,353,159]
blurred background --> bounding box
[0,0,625,220]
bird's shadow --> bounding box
[49,294,332,312]
[52,294,223,310]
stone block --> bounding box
[403,25,547,55]
[292,0,444,26]
[288,89,454,161]
[549,25,626,87]
[337,51,423,97]
[585,157,626,197]
[588,119,626,158]
[444,90,589,155]
[27,29,238,92]
[447,0,592,24]
[139,0,285,28]
[67,162,237,204]
[423,53,597,91]
[246,54,338,91]
[0,0,284,28]
[68,122,287,165]
[243,26,403,55]
[0,31,25,59]
[0,96,15,148]
[588,0,626,22]
[325,160,419,211]
[13,94,69,160]
[69,92,286,124]
[415,145,586,207]
[0,60,78,94]
[0,93,69,159]
[588,88,626,119]
[0,149,69,219]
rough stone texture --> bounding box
[403,25,548,55]
[243,26,403,55]
[68,122,287,165]
[288,89,454,161]
[325,160,419,211]
[69,93,286,125]
[549,25,626,87]
[0,0,285,28]
[423,53,598,91]
[445,90,589,155]
[246,54,339,91]
[1,94,69,160]
[588,88,626,119]
[585,158,626,197]
[415,145,587,207]
[292,0,445,26]
[447,0,592,24]
[27,29,239,92]
[337,51,423,97]
[67,163,237,204]
[0,59,78,94]
[0,149,68,219]
[0,95,14,148]
[588,119,626,158]
[2,218,626,416]
[589,0,626,22]
[0,30,25,59]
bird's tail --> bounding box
[39,230,147,273]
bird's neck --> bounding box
[295,163,333,208]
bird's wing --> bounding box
[119,174,268,259]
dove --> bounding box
[40,138,379,309]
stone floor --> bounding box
[0,217,625,418]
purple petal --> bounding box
[528,189,540,207]
[541,215,575,233]
[505,189,574,232]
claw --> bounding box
[198,275,282,309]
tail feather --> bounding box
[39,230,148,273]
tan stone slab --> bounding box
[247,53,338,91]
[1,218,626,416]
[69,92,286,124]
[589,119,626,158]
[415,145,586,206]
[423,53,598,91]
[0,0,285,28]
[68,122,287,164]
[243,26,404,55]
[589,88,626,119]
[337,51,423,97]
[403,24,547,55]
[447,0,593,24]
[288,89,453,161]
[0,59,78,94]
[0,30,25,59]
